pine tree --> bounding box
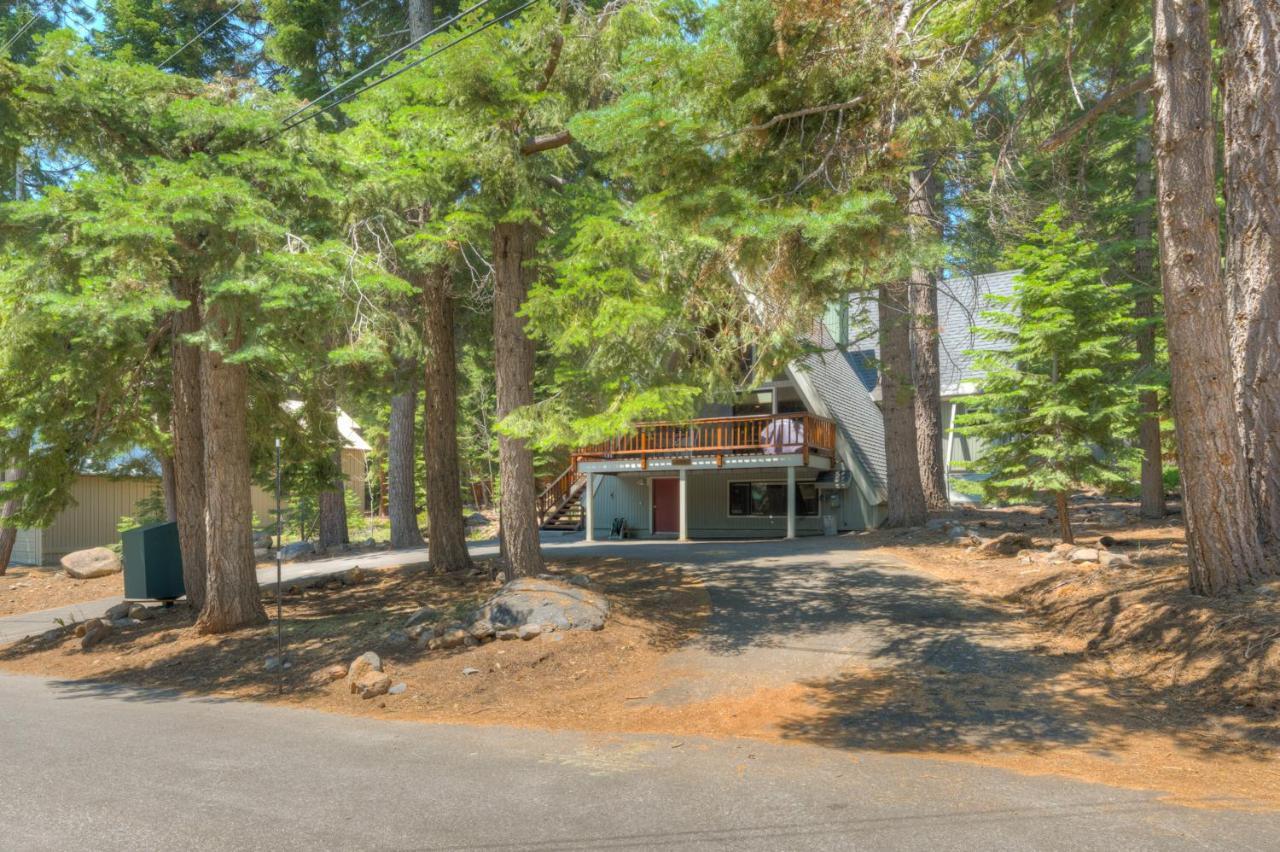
[959,208,1139,543]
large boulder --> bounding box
[61,548,122,580]
[471,577,609,634]
[278,541,315,561]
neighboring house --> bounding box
[541,270,1016,540]
[12,409,372,566]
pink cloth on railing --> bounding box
[761,418,804,454]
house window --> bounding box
[728,481,820,516]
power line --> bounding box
[160,0,245,68]
[275,0,498,129]
[275,0,544,138]
[1,9,41,54]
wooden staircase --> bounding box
[538,467,587,532]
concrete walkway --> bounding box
[3,670,1276,851]
[0,538,489,645]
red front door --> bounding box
[652,478,680,534]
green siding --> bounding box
[589,467,879,539]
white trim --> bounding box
[786,466,796,539]
[584,473,596,542]
[677,468,688,542]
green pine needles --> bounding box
[959,207,1140,542]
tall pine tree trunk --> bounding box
[407,0,433,41]
[1133,89,1166,520]
[317,447,349,549]
[387,385,424,549]
[1152,0,1268,595]
[1222,0,1280,549]
[195,308,266,633]
[908,167,949,511]
[317,387,349,549]
[422,265,473,573]
[171,276,208,611]
[492,222,544,578]
[0,466,19,575]
[159,453,178,523]
[879,280,928,527]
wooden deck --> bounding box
[573,413,836,469]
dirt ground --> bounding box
[0,566,122,618]
[4,501,1279,810]
[857,498,1280,808]
[0,557,718,734]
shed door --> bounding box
[652,478,680,534]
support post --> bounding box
[678,467,689,542]
[786,465,797,540]
[584,473,595,542]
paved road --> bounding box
[2,671,1275,851]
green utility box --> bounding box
[121,521,185,601]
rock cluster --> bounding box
[407,576,609,653]
[1016,542,1134,569]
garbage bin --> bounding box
[821,514,838,537]
[121,521,185,601]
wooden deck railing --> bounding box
[537,466,582,524]
[574,413,836,468]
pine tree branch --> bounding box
[521,130,574,155]
[1039,73,1153,152]
[741,97,866,133]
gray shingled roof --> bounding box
[791,325,888,499]
[845,270,1020,396]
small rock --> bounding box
[404,607,438,629]
[496,629,519,641]
[946,526,971,539]
[312,664,347,683]
[264,656,284,672]
[462,667,480,676]
[468,619,495,640]
[1070,547,1100,563]
[346,651,382,692]
[363,538,376,547]
[1051,543,1075,555]
[128,604,154,621]
[73,621,88,638]
[384,630,410,647]
[438,626,469,649]
[353,671,392,699]
[465,512,490,527]
[925,518,949,531]
[567,574,592,589]
[518,623,542,641]
[388,682,407,695]
[343,567,366,585]
[105,601,133,621]
[80,619,111,650]
[977,532,1033,557]
[1098,550,1134,568]
[61,548,123,580]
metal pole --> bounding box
[274,437,284,693]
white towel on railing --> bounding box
[761,417,804,454]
